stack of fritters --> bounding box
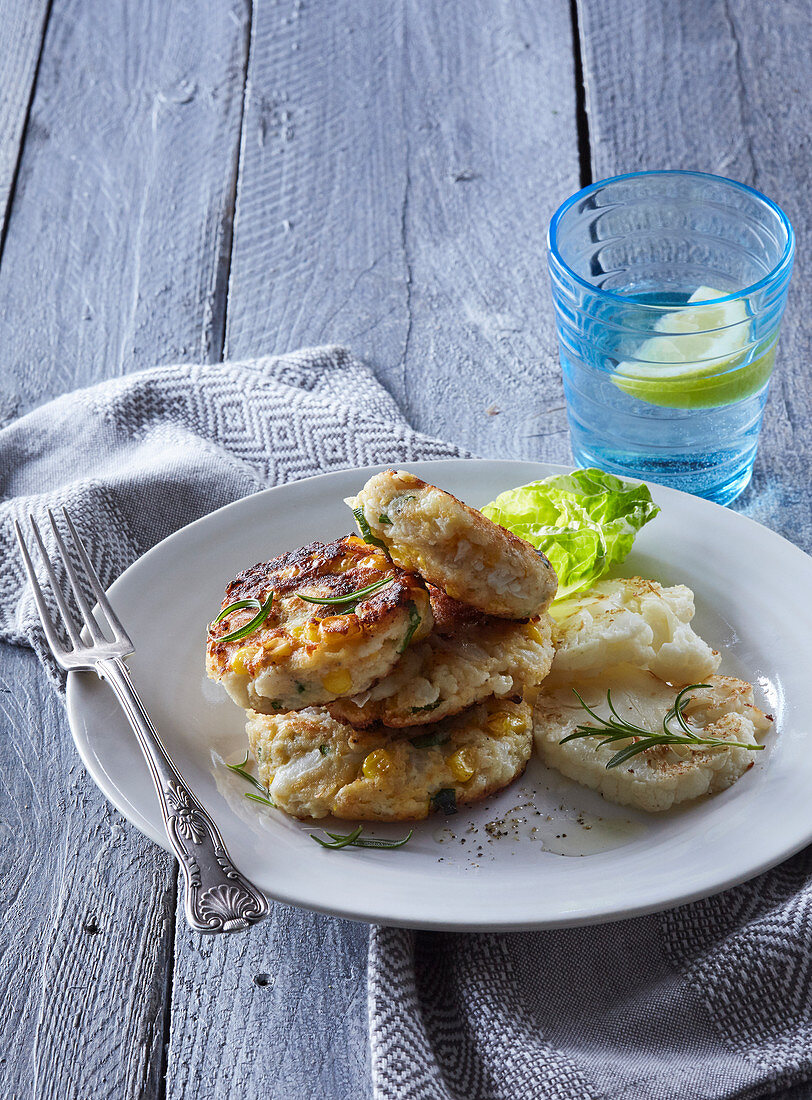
[206,470,558,821]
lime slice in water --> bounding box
[612,286,774,409]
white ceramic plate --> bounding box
[66,460,812,930]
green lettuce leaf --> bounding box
[482,468,660,599]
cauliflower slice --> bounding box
[550,576,720,685]
[534,669,772,812]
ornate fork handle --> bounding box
[97,657,269,933]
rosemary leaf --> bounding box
[431,787,457,815]
[410,701,441,716]
[410,729,448,748]
[226,752,268,793]
[214,598,260,624]
[351,506,389,551]
[562,683,765,770]
[245,791,276,807]
[398,601,422,654]
[295,576,392,607]
[226,752,275,806]
[322,827,413,849]
[310,825,364,850]
[215,591,275,643]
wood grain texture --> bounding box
[0,0,249,424]
[0,646,174,1100]
[167,904,371,1100]
[0,0,249,1096]
[224,0,580,463]
[0,0,50,247]
[577,0,812,552]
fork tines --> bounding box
[15,508,131,666]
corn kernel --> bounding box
[446,746,475,782]
[263,635,294,661]
[343,617,363,638]
[301,621,321,644]
[322,669,353,694]
[319,616,362,649]
[230,646,258,674]
[362,748,393,780]
[486,712,527,737]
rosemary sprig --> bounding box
[561,683,765,770]
[226,752,276,806]
[351,506,389,551]
[214,592,275,643]
[310,825,413,850]
[407,699,440,717]
[398,601,422,653]
[295,576,393,607]
[311,824,364,849]
[226,751,267,792]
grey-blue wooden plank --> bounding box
[168,908,373,1100]
[0,0,249,425]
[576,0,812,553]
[0,0,249,1096]
[223,0,580,466]
[0,0,49,256]
[0,645,174,1100]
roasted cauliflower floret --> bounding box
[534,669,772,812]
[549,576,720,685]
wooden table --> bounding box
[1,2,808,1096]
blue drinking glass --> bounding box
[547,171,794,505]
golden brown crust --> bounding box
[426,584,491,635]
[206,536,433,711]
[327,611,554,729]
[377,470,551,568]
[206,535,429,678]
[407,471,554,567]
[280,759,532,822]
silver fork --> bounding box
[15,508,270,934]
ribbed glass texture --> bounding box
[547,171,794,504]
